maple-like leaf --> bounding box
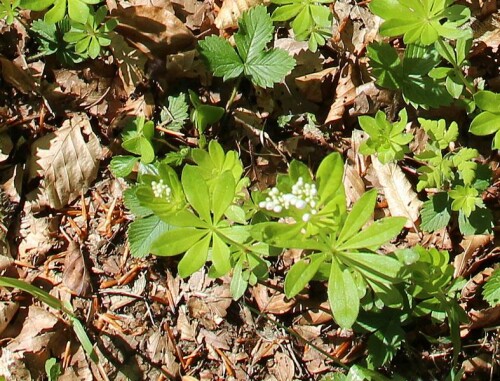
[198,5,296,88]
[32,114,102,208]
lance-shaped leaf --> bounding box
[328,259,359,329]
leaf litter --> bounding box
[0,0,498,380]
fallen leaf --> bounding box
[215,0,265,30]
[0,301,19,335]
[109,33,147,94]
[0,133,12,162]
[252,283,295,315]
[326,62,360,123]
[454,235,493,277]
[0,56,37,94]
[270,352,295,381]
[62,241,92,297]
[112,5,196,58]
[371,157,423,229]
[31,114,102,209]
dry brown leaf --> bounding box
[62,241,92,297]
[0,133,12,162]
[215,0,265,30]
[0,301,19,335]
[31,114,102,209]
[0,56,37,94]
[343,162,365,206]
[295,67,338,103]
[112,5,195,58]
[252,283,296,315]
[472,12,500,53]
[371,157,423,229]
[326,62,359,123]
[454,235,493,277]
[109,33,147,94]
[271,352,295,381]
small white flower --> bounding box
[295,200,307,209]
[273,205,283,213]
[302,213,311,222]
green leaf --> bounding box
[45,358,62,381]
[0,276,69,314]
[337,189,377,245]
[69,315,98,363]
[474,90,500,113]
[127,215,172,258]
[197,36,244,81]
[109,155,138,177]
[420,193,452,232]
[337,217,406,251]
[458,207,493,235]
[160,93,189,131]
[189,90,224,133]
[284,253,326,298]
[316,152,344,205]
[328,259,359,329]
[339,252,402,283]
[178,233,211,277]
[211,233,231,276]
[370,0,471,45]
[482,268,500,307]
[367,41,402,89]
[367,319,405,367]
[198,5,295,88]
[449,185,480,217]
[230,258,248,300]
[470,112,500,149]
[211,171,236,223]
[182,165,211,222]
[150,228,208,256]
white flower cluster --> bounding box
[259,177,319,222]
[151,179,172,200]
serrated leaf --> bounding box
[198,5,295,88]
[420,193,452,232]
[197,36,244,80]
[372,158,423,228]
[160,93,189,131]
[109,155,138,177]
[32,114,102,209]
[482,268,500,307]
[128,215,172,258]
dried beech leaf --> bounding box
[112,5,195,58]
[32,114,102,209]
[372,157,423,228]
[271,352,295,381]
[62,241,92,297]
[454,235,493,277]
[326,62,359,123]
[215,0,265,30]
[0,301,19,335]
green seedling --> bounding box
[20,0,100,24]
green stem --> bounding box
[436,38,475,96]
[225,77,241,112]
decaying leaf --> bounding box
[326,62,359,123]
[0,57,37,94]
[454,235,493,277]
[0,133,12,163]
[31,114,102,209]
[0,301,19,335]
[252,282,296,315]
[270,352,295,381]
[371,157,423,228]
[112,5,196,58]
[62,241,92,297]
[214,0,265,30]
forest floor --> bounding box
[0,0,499,380]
